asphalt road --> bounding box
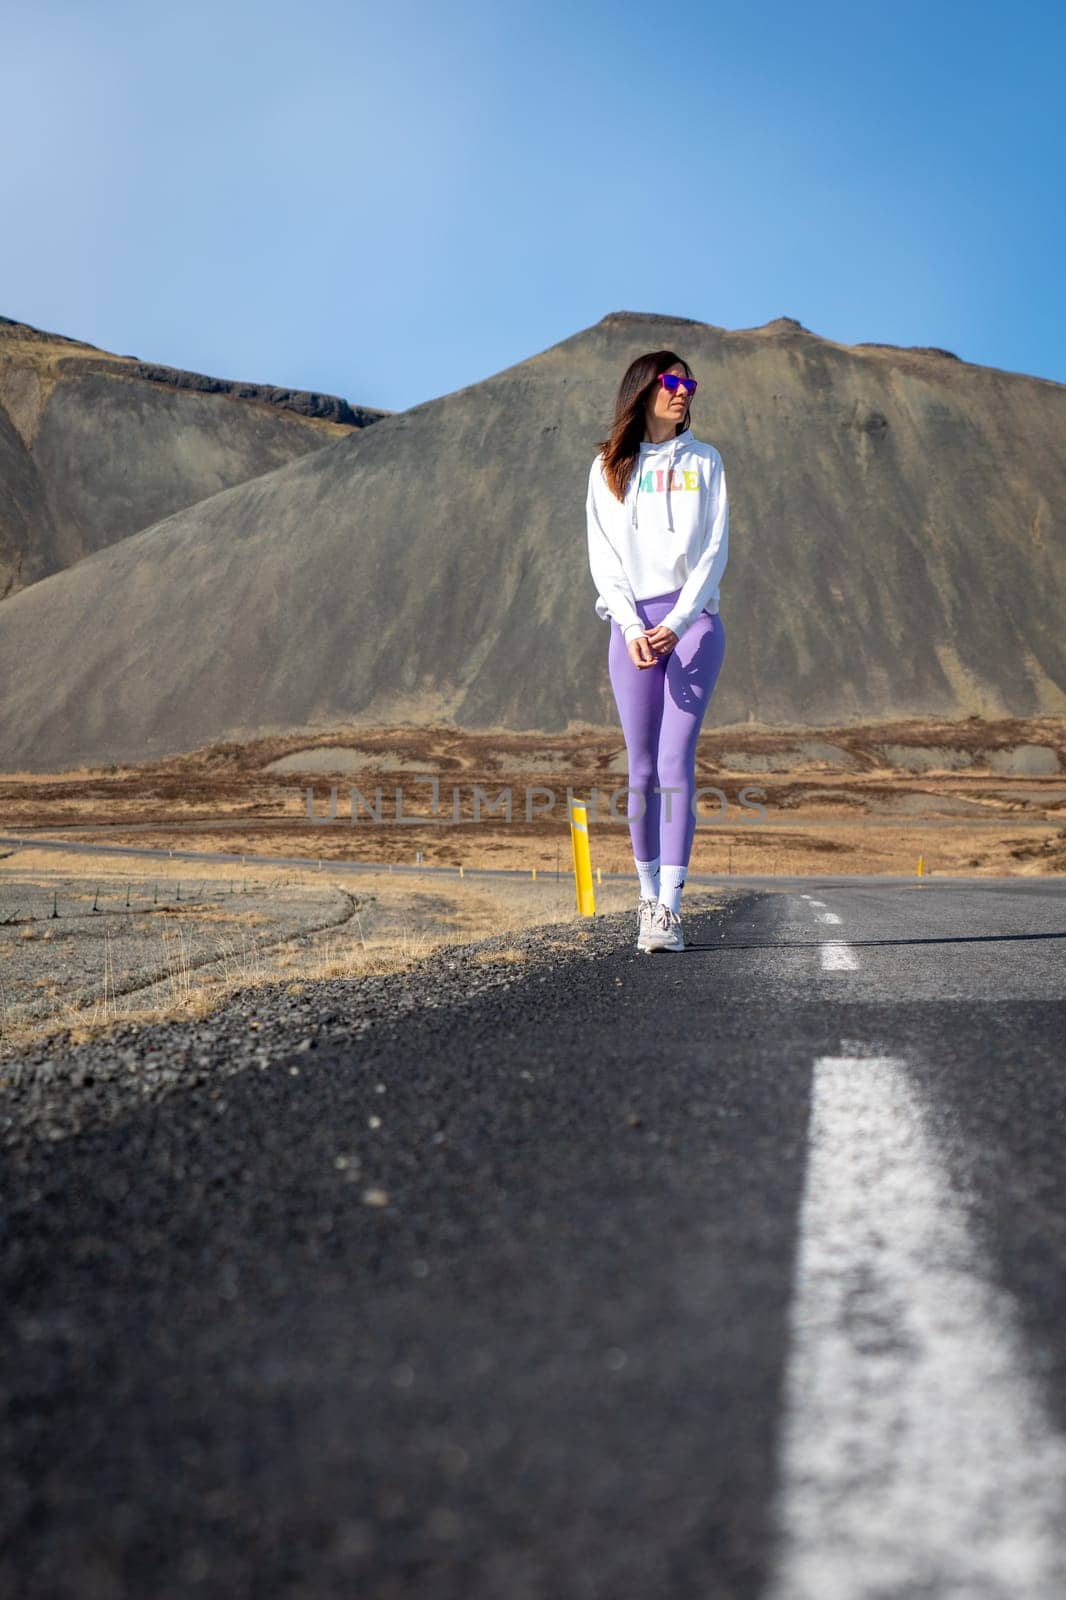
[3,878,1066,1599]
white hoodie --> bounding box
[585,428,728,645]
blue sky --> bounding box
[3,0,1063,412]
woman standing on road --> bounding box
[586,350,728,953]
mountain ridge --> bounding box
[1,307,1063,768]
[0,315,388,600]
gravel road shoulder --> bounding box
[0,889,737,1153]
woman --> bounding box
[586,349,728,953]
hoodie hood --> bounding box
[630,427,693,531]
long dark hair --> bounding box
[595,349,694,503]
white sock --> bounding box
[658,865,686,916]
[635,856,660,902]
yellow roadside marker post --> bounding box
[569,800,596,916]
[917,854,924,877]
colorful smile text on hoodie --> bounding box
[585,428,729,645]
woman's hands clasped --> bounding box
[627,624,679,669]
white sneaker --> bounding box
[645,903,685,953]
[636,897,657,952]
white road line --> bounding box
[765,1054,1066,1599]
[820,942,857,971]
[816,911,842,925]
[809,899,826,907]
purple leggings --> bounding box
[608,589,726,867]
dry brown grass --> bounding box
[0,850,632,1058]
[2,716,1064,881]
[469,946,531,966]
[1,919,469,1055]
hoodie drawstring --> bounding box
[631,434,684,532]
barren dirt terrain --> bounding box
[3,715,1065,878]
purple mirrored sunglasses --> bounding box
[656,371,698,395]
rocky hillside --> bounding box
[0,316,390,600]
[0,309,1063,769]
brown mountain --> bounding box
[0,309,1063,772]
[0,315,390,600]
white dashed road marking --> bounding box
[816,911,842,925]
[765,1054,1066,1598]
[819,943,857,971]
